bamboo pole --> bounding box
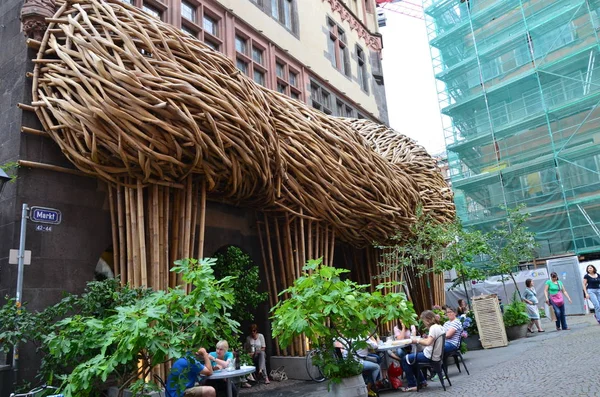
[307,219,313,263]
[170,190,181,288]
[130,185,141,287]
[107,184,119,278]
[329,229,335,267]
[163,187,170,290]
[17,160,89,177]
[116,182,126,285]
[151,185,160,290]
[124,184,133,285]
[197,180,207,260]
[262,213,281,356]
[299,210,306,269]
[137,181,148,287]
[189,181,199,259]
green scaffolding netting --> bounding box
[424,0,600,258]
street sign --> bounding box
[9,249,31,265]
[29,206,62,225]
[35,224,53,232]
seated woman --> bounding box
[442,306,462,354]
[245,324,270,384]
[205,340,238,397]
[389,320,416,362]
[399,310,445,392]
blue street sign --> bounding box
[30,206,62,225]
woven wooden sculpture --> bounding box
[31,0,454,249]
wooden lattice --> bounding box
[31,0,454,249]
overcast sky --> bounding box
[380,10,446,156]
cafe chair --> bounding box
[444,335,470,375]
[409,334,451,391]
[154,374,174,397]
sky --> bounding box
[379,8,446,156]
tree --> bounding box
[214,246,268,325]
[433,221,489,308]
[486,206,539,299]
[271,258,416,385]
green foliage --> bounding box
[0,161,19,183]
[503,293,530,327]
[377,206,454,279]
[486,206,539,297]
[463,310,478,336]
[214,246,268,324]
[1,258,240,396]
[459,341,467,354]
[271,258,417,384]
[539,307,546,318]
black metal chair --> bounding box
[154,374,174,397]
[444,335,470,375]
[409,334,451,391]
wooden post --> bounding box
[197,180,207,260]
[137,181,148,287]
[116,182,126,285]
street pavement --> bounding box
[240,314,600,396]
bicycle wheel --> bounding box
[305,349,326,382]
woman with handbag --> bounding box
[583,264,600,325]
[544,272,572,331]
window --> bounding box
[335,99,356,118]
[311,82,332,114]
[203,15,218,36]
[269,0,295,31]
[236,58,248,74]
[142,3,161,19]
[180,5,223,51]
[289,71,297,87]
[181,1,195,22]
[235,31,268,87]
[356,46,368,92]
[274,58,302,98]
[235,35,248,55]
[326,18,350,76]
[253,70,265,86]
[533,23,574,59]
[252,47,264,65]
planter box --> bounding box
[464,335,483,351]
[505,324,528,341]
[330,374,368,397]
[107,386,164,397]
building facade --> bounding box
[425,0,600,259]
[120,0,388,122]
[0,0,388,389]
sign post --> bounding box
[12,203,28,384]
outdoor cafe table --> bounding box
[207,365,255,397]
[376,339,413,391]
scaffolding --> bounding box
[424,0,600,258]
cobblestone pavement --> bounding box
[241,314,600,397]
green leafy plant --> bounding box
[486,206,539,298]
[503,293,530,327]
[214,246,268,324]
[39,258,239,396]
[271,258,417,385]
[0,161,19,183]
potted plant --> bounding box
[271,258,416,396]
[460,311,482,350]
[503,294,530,341]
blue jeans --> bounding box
[401,352,430,388]
[444,342,458,354]
[550,301,568,330]
[588,288,600,322]
[362,359,381,384]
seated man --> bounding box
[166,347,215,397]
[442,306,462,354]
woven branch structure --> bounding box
[27,0,454,362]
[31,0,454,248]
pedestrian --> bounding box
[457,299,468,315]
[523,279,544,333]
[583,264,600,325]
[545,272,572,331]
[166,348,216,397]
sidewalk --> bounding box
[240,314,599,396]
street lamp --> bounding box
[0,168,11,196]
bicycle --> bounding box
[305,348,327,382]
[9,385,63,397]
